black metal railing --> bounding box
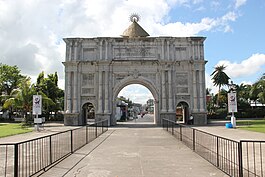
[0,119,108,177]
[162,118,265,177]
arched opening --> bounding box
[82,102,95,124]
[114,83,157,125]
[176,101,189,124]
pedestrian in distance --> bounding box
[189,114,194,125]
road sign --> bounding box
[228,92,237,113]
[33,95,42,115]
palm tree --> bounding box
[3,79,54,123]
[236,83,251,104]
[3,79,34,121]
[210,65,230,106]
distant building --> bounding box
[146,99,154,114]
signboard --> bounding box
[33,95,42,115]
[228,92,237,113]
[34,118,42,124]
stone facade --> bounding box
[63,36,207,126]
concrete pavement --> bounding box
[35,115,228,177]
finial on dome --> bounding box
[129,13,140,23]
[121,13,149,38]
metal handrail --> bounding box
[0,119,109,177]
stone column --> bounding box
[68,42,72,61]
[161,71,167,112]
[161,40,165,60]
[98,71,103,113]
[99,41,102,60]
[72,70,78,113]
[168,70,174,112]
[193,70,198,111]
[200,43,204,60]
[105,41,108,60]
[167,40,170,60]
[74,41,78,61]
[199,70,205,111]
[66,71,72,113]
[104,70,109,113]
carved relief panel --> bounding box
[175,73,189,94]
[82,73,95,95]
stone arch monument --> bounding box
[63,17,207,126]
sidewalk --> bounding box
[37,122,228,177]
[0,122,79,143]
[194,120,265,141]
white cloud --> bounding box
[0,0,241,90]
[235,0,247,9]
[216,54,265,78]
[149,11,238,36]
[205,72,219,94]
[118,84,153,104]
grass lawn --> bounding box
[0,123,33,138]
[237,119,265,133]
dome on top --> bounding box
[121,20,150,38]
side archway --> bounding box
[176,101,190,124]
[82,102,95,124]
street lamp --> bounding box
[227,81,237,128]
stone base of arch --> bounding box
[95,113,111,126]
[192,112,207,125]
[159,112,176,125]
[64,113,80,126]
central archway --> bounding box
[112,77,159,125]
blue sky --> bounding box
[0,0,264,104]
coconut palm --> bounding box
[210,65,230,106]
[3,79,54,123]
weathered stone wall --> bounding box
[63,37,207,126]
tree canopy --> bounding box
[210,65,230,106]
[0,63,27,95]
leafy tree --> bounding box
[206,88,215,114]
[3,78,54,123]
[0,63,26,95]
[256,74,265,104]
[250,82,262,106]
[210,65,230,106]
[236,83,251,104]
[36,71,64,119]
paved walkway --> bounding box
[1,116,265,177]
[38,124,228,177]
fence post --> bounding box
[95,123,98,138]
[70,130,73,153]
[238,141,243,177]
[49,136,52,164]
[193,129,195,151]
[106,119,108,131]
[102,121,103,134]
[86,125,88,144]
[172,121,174,135]
[14,144,18,177]
[216,137,219,167]
[180,125,182,141]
